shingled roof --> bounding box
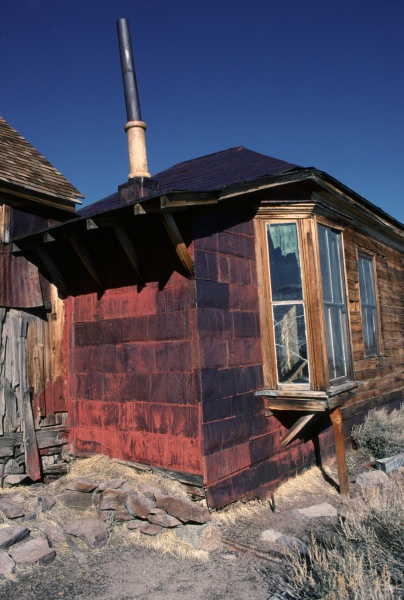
[0,116,83,205]
[77,146,303,218]
[154,146,301,192]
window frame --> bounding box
[317,222,354,386]
[357,250,382,357]
[266,221,311,390]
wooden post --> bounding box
[330,407,349,501]
[22,389,41,481]
[112,224,145,284]
[70,238,104,291]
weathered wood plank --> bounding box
[161,212,194,277]
[112,224,144,283]
[36,426,69,449]
[265,399,328,412]
[281,413,317,448]
[330,407,349,501]
[22,389,41,481]
[70,238,104,290]
[0,387,4,436]
[4,379,18,432]
[256,389,328,399]
[0,433,20,445]
[2,204,11,244]
[18,313,28,434]
[35,247,68,298]
[11,315,21,425]
[253,219,277,389]
[299,219,328,389]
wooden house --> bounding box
[4,19,403,505]
[13,145,404,507]
[0,116,83,481]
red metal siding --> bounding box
[66,271,203,474]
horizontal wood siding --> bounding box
[342,228,404,425]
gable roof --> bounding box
[0,116,83,206]
[11,144,404,291]
[154,146,301,192]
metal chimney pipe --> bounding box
[117,18,142,122]
[117,18,150,179]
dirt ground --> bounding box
[0,462,353,600]
[0,542,273,600]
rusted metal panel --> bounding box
[0,253,43,308]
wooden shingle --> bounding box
[0,116,83,205]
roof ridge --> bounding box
[153,146,246,175]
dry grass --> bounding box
[275,466,339,507]
[121,527,209,561]
[212,498,268,525]
[212,465,341,526]
[288,468,404,599]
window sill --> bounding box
[255,381,359,413]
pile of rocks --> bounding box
[0,476,221,574]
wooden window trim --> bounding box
[268,220,310,389]
[299,217,328,390]
[254,217,277,390]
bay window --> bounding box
[265,219,353,390]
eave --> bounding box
[11,188,214,294]
[11,167,404,298]
[0,180,82,213]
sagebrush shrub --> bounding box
[350,404,404,459]
[288,470,404,599]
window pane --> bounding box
[318,224,352,383]
[267,223,303,301]
[273,304,309,384]
[363,307,378,354]
[319,226,344,304]
[358,253,379,355]
[359,256,376,305]
[324,305,348,380]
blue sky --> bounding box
[1,1,403,223]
